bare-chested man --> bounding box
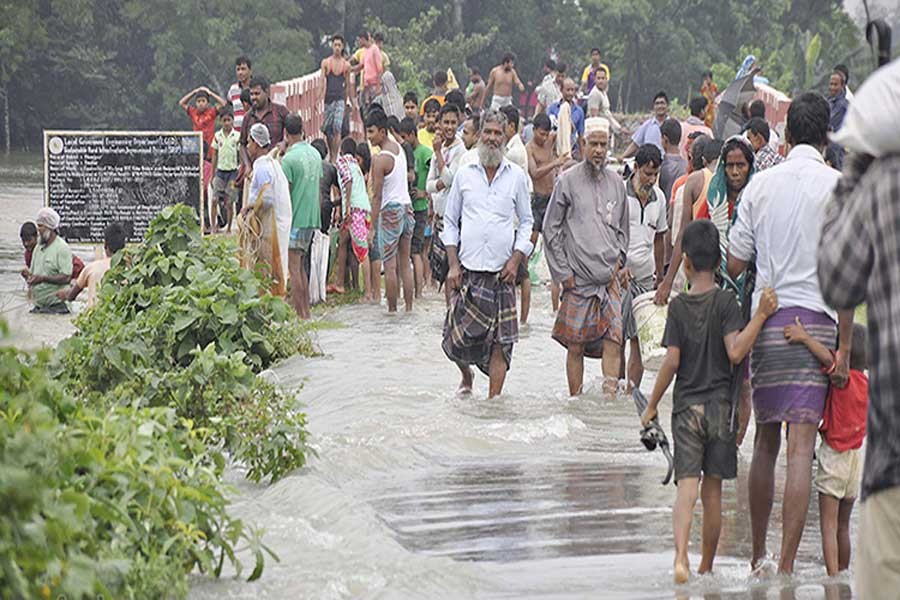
[486,53,525,111]
[466,67,486,113]
[321,34,353,162]
[655,138,721,305]
[527,112,569,311]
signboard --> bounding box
[44,131,204,243]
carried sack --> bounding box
[308,230,330,305]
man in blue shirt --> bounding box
[828,69,849,133]
[548,78,585,158]
[623,91,669,158]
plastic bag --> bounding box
[308,230,330,305]
[831,58,900,157]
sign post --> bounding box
[44,130,204,243]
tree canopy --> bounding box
[1,0,892,151]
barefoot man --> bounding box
[544,117,628,397]
[485,53,525,112]
[320,34,353,163]
[441,109,533,397]
[526,112,568,311]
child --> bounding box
[784,319,868,576]
[417,98,441,148]
[178,86,227,148]
[210,108,240,233]
[641,219,778,584]
[399,116,433,298]
[333,137,372,300]
[403,91,419,123]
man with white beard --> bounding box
[543,116,629,397]
[441,109,534,398]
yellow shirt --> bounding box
[581,63,611,84]
[353,48,366,91]
[417,128,435,148]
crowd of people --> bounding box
[19,30,899,594]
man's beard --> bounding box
[478,142,504,168]
[40,230,52,243]
[586,156,606,174]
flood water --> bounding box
[0,153,857,599]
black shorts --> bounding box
[531,194,551,233]
[672,398,737,482]
[411,209,428,255]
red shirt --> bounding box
[187,105,217,147]
[820,369,868,452]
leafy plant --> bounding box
[54,205,314,483]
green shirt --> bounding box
[212,128,240,171]
[31,235,72,308]
[281,142,323,230]
[412,143,433,212]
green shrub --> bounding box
[54,205,313,484]
[0,345,273,599]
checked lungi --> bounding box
[751,307,836,424]
[552,278,623,359]
[442,270,518,375]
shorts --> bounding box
[411,209,428,255]
[213,169,239,202]
[815,441,861,499]
[490,95,513,111]
[672,399,737,482]
[378,202,414,262]
[531,194,551,233]
[321,99,345,137]
[289,227,316,253]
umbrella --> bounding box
[632,388,674,485]
[713,72,756,140]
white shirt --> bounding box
[505,134,532,192]
[441,159,534,272]
[537,73,561,109]
[586,87,622,134]
[625,184,668,281]
[729,144,840,319]
[426,139,467,216]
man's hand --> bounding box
[618,267,632,290]
[500,254,520,284]
[831,349,850,389]
[654,278,672,305]
[20,267,30,281]
[416,189,428,199]
[562,276,576,290]
[26,274,44,286]
[55,288,68,301]
[783,316,810,345]
[446,265,462,291]
[757,287,778,318]
[640,406,657,428]
[432,131,444,156]
[556,153,571,167]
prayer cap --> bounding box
[584,117,610,136]
[36,207,61,230]
[249,123,271,147]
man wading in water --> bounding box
[441,109,533,397]
[543,117,629,397]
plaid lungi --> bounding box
[442,270,518,375]
[321,99,345,136]
[552,278,623,359]
[751,307,836,424]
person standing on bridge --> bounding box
[544,117,628,397]
[321,34,353,164]
[441,109,533,397]
[228,56,252,133]
[240,77,289,176]
[485,53,525,112]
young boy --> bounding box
[178,86,227,148]
[418,98,441,148]
[210,108,240,233]
[641,219,778,584]
[399,116,433,298]
[784,319,868,576]
[403,91,419,123]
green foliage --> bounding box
[0,345,272,598]
[55,205,313,483]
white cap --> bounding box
[584,117,610,136]
[36,207,61,230]
[249,123,271,147]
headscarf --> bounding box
[707,135,756,294]
[36,207,61,230]
[378,71,405,121]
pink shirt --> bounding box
[363,45,383,88]
[679,117,713,161]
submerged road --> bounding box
[190,291,855,599]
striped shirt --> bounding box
[227,81,248,132]
[818,154,900,500]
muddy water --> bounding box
[0,153,856,598]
